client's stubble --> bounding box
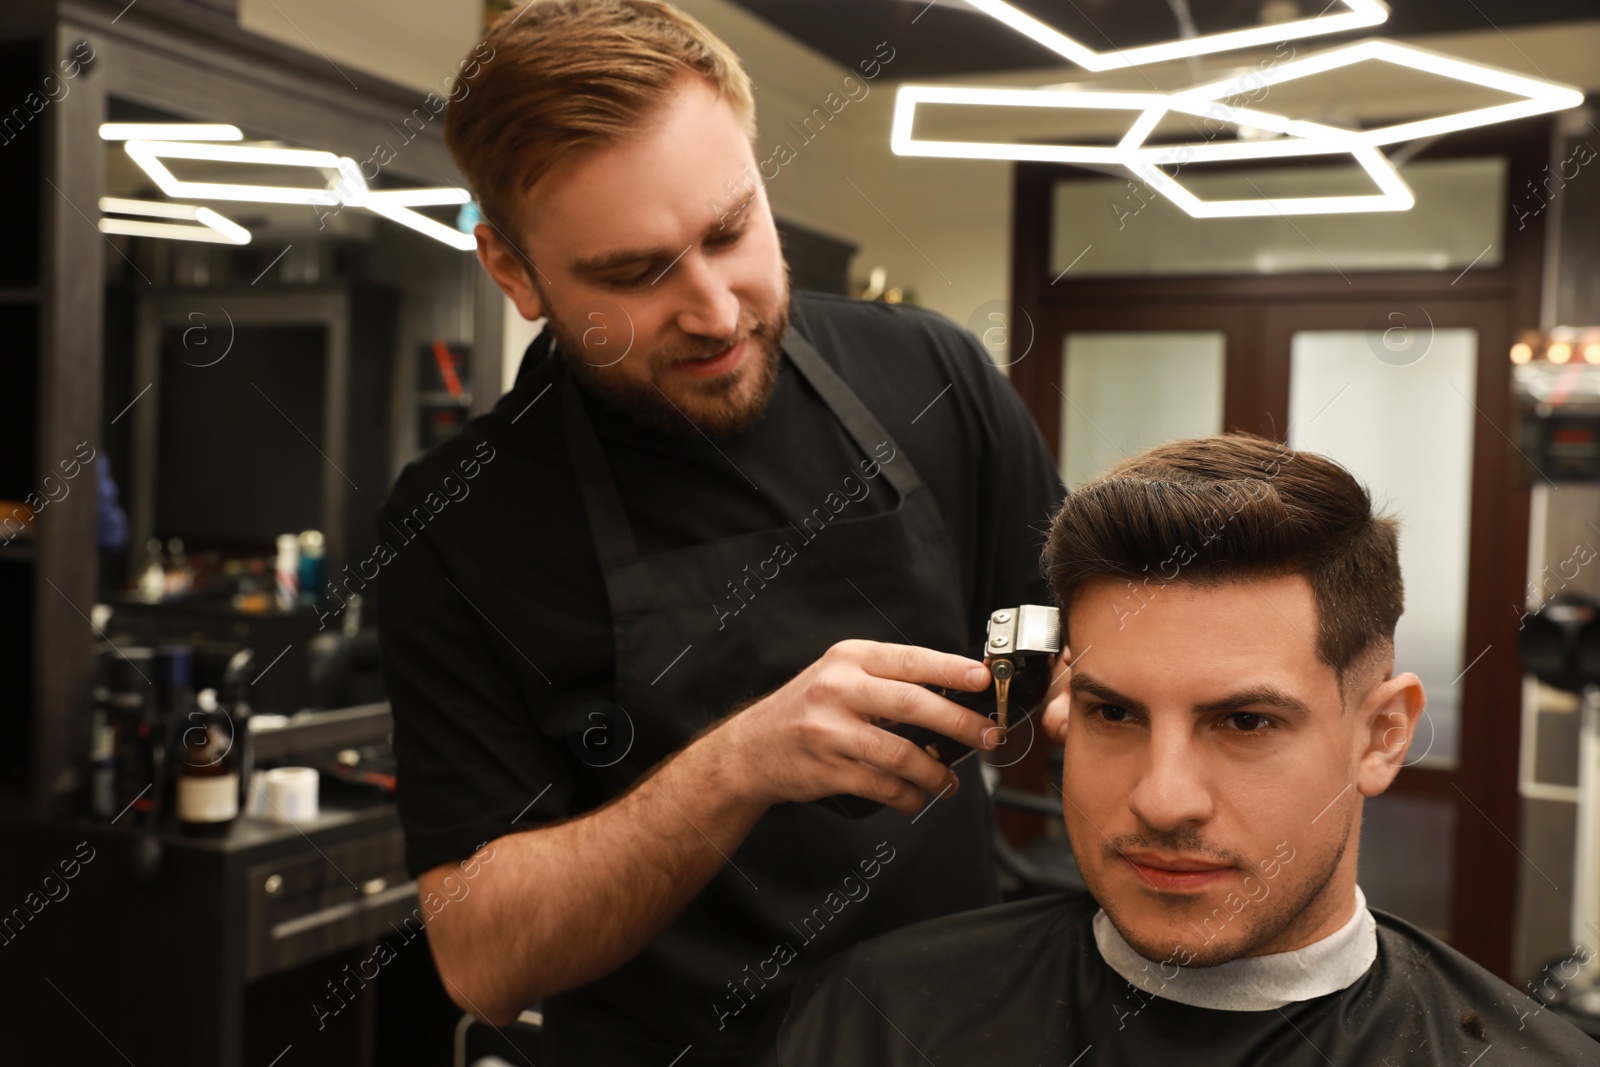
[1098,827,1348,969]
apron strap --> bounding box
[562,372,640,570]
[559,326,929,572]
[779,330,925,500]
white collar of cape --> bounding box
[1091,885,1378,1012]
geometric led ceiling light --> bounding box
[119,141,478,250]
[890,86,1417,216]
[99,123,244,141]
[96,197,252,244]
[1166,39,1586,149]
[891,85,1167,165]
[123,140,344,206]
[893,5,1585,219]
[329,157,477,251]
[962,0,1390,73]
[1123,139,1415,217]
[1115,99,1414,216]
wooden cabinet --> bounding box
[0,801,426,1066]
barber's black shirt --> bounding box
[376,289,1066,878]
[772,892,1600,1065]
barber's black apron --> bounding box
[541,328,999,1064]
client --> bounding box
[772,433,1600,1065]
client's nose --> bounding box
[1126,722,1215,832]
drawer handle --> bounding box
[264,874,283,896]
[361,877,387,897]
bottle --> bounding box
[108,647,156,821]
[150,643,196,823]
[274,534,299,611]
[174,688,240,835]
[221,649,256,816]
[89,647,117,818]
[297,530,325,606]
[164,537,193,597]
[137,538,166,602]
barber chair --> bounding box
[987,748,1086,898]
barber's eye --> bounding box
[1226,713,1275,733]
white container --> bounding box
[263,766,319,825]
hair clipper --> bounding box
[817,604,1061,819]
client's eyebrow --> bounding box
[1069,672,1147,714]
[1070,671,1313,718]
[1195,686,1313,718]
[570,191,756,277]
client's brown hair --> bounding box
[1043,433,1403,699]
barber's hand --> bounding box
[716,639,998,815]
[1040,647,1072,746]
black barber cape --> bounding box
[773,893,1600,1066]
[375,289,1067,1064]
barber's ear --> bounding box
[1356,672,1426,797]
[475,222,545,321]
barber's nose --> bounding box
[1125,723,1214,831]
[673,255,741,339]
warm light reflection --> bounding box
[1510,343,1533,364]
[1549,342,1573,364]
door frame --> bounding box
[1005,119,1551,978]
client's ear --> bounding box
[1355,672,1426,796]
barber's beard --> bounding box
[548,299,788,440]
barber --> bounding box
[374,1,1066,1063]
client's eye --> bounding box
[1225,712,1276,733]
[1091,703,1133,725]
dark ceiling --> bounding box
[724,0,1600,79]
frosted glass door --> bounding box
[1059,332,1226,489]
[1288,328,1479,768]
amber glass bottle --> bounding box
[174,688,240,836]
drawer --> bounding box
[243,827,418,981]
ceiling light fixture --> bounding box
[124,140,344,205]
[99,123,244,141]
[890,87,1416,216]
[330,157,476,250]
[1126,141,1414,217]
[1167,40,1586,148]
[961,0,1390,73]
[119,141,480,250]
[891,85,1165,164]
[891,28,1582,217]
[96,197,251,244]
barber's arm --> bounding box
[382,534,998,1026]
[428,642,996,1023]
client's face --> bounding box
[1061,574,1420,968]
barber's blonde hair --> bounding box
[444,0,756,238]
